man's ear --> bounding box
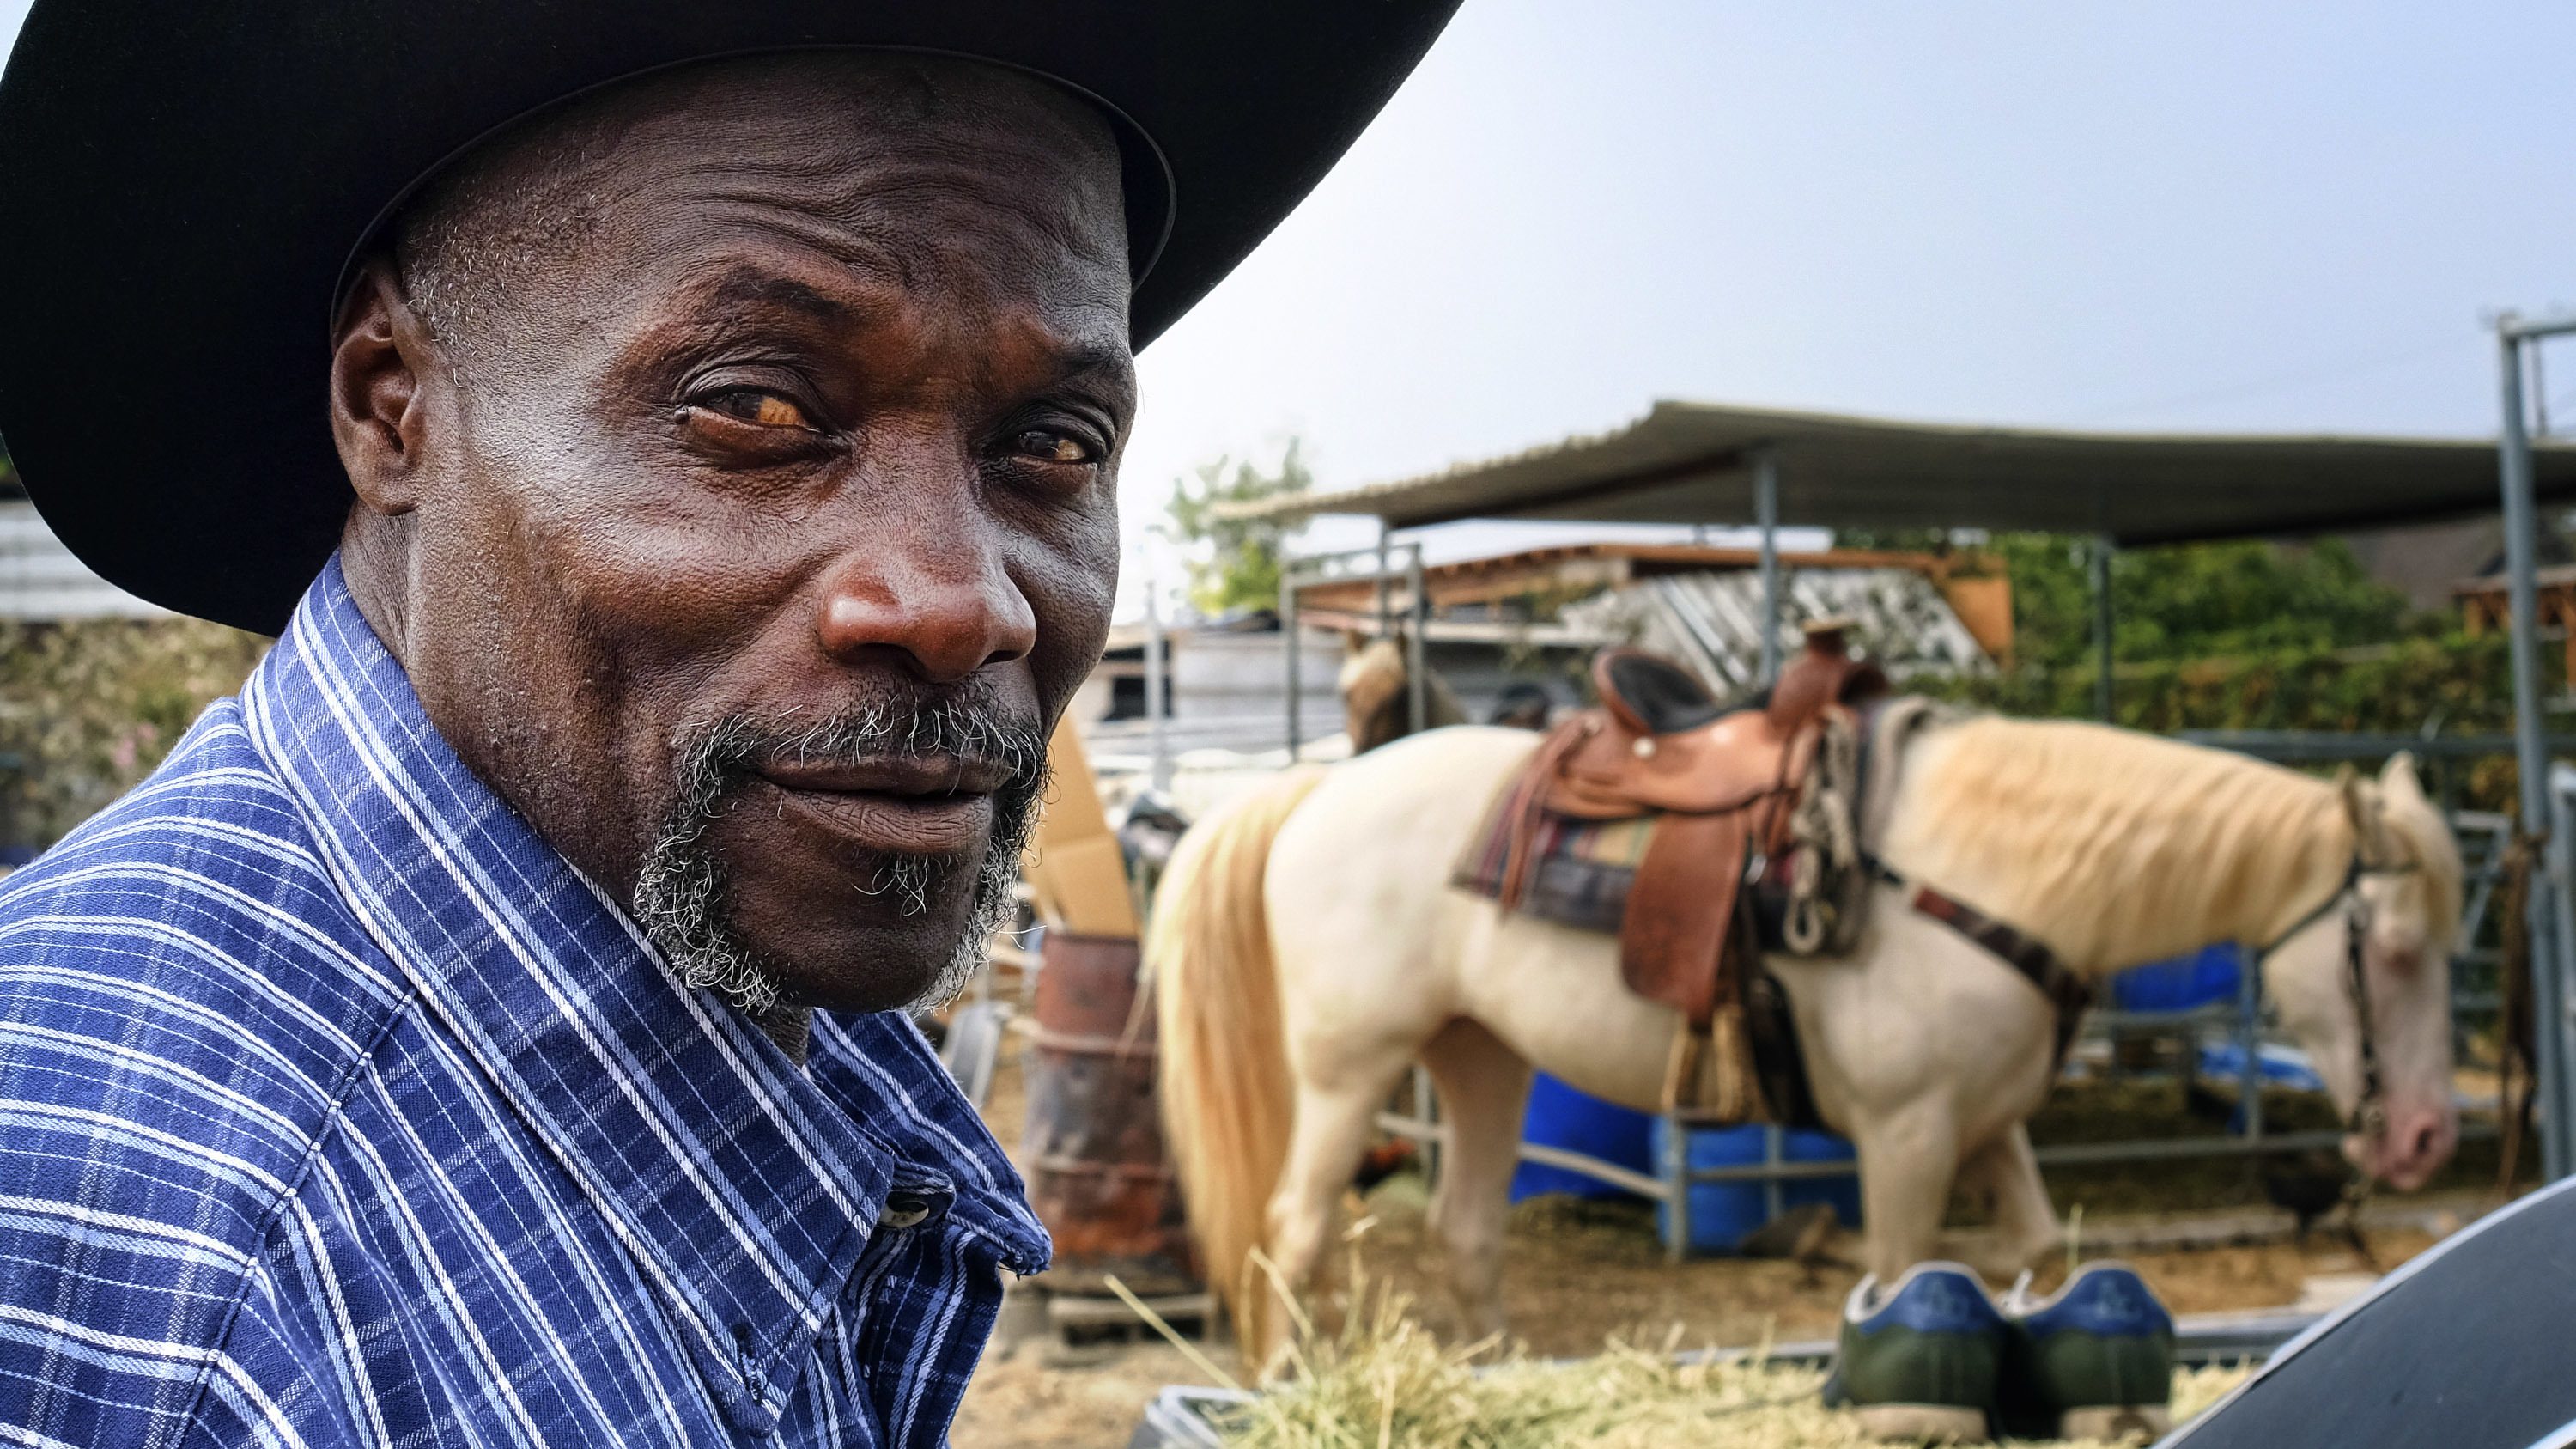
[329,257,447,518]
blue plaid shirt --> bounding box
[0,560,1048,1447]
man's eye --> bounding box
[701,389,811,429]
[1015,429,1096,465]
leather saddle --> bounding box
[1496,624,1888,1111]
[1540,624,1889,824]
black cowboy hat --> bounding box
[0,2,1459,635]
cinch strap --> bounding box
[1869,859,2093,1072]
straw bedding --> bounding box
[1193,1285,2246,1449]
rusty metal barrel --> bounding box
[1022,931,1197,1297]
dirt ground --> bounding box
[955,1047,2506,1449]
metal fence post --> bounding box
[1406,544,1430,736]
[1376,522,1393,638]
[1144,568,1170,794]
[1661,1114,1692,1262]
[2500,329,2549,850]
[2500,321,2573,1178]
[1280,573,1301,761]
[2093,533,2117,723]
[2546,770,2576,1180]
[1413,1066,1442,1185]
[2236,945,2265,1147]
[1754,446,1782,685]
[1761,1124,1786,1228]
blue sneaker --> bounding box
[2000,1262,2176,1440]
[1824,1262,2004,1442]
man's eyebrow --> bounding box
[702,267,856,324]
[1048,338,1139,408]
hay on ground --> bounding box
[1202,1278,2245,1449]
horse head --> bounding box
[2263,753,2464,1192]
[1336,634,1467,753]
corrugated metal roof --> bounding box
[1290,539,1959,615]
[0,501,169,620]
[1224,401,2576,545]
[1562,567,1990,697]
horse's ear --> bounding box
[2379,751,2427,805]
[2339,767,2403,863]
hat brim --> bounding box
[0,2,1458,634]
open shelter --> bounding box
[1228,399,2576,703]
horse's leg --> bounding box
[1953,1123,2060,1278]
[1853,1099,1963,1282]
[1417,1017,1534,1342]
[1259,1063,1411,1366]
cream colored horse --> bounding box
[1149,714,2464,1362]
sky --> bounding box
[1113,2,2576,600]
[6,2,2570,611]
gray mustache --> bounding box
[687,703,1049,801]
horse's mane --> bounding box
[1882,715,2357,973]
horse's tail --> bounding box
[1147,764,1329,1355]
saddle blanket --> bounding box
[1449,782,1797,951]
[1449,803,1654,935]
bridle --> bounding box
[2251,845,2422,1144]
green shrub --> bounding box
[0,618,269,849]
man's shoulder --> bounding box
[0,697,413,1283]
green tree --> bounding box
[1839,528,2552,809]
[1163,440,1311,616]
[1980,533,2414,671]
[1839,529,2415,669]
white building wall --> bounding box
[1167,629,1343,730]
[0,501,168,621]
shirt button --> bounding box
[878,1194,935,1230]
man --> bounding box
[0,6,1454,1445]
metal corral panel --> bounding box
[0,501,168,620]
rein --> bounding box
[2251,851,2421,1145]
[1862,858,2095,1071]
[1874,843,2420,1147]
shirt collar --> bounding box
[240,558,1046,1434]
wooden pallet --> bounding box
[1048,1290,1215,1346]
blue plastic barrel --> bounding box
[2198,1041,2327,1093]
[1509,1073,1655,1202]
[2110,941,2244,1013]
[1649,1119,1863,1254]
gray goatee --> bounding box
[630,704,1047,1018]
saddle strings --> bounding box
[1783,712,1864,955]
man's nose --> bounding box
[813,521,1036,683]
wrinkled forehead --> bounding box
[392,51,1132,346]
